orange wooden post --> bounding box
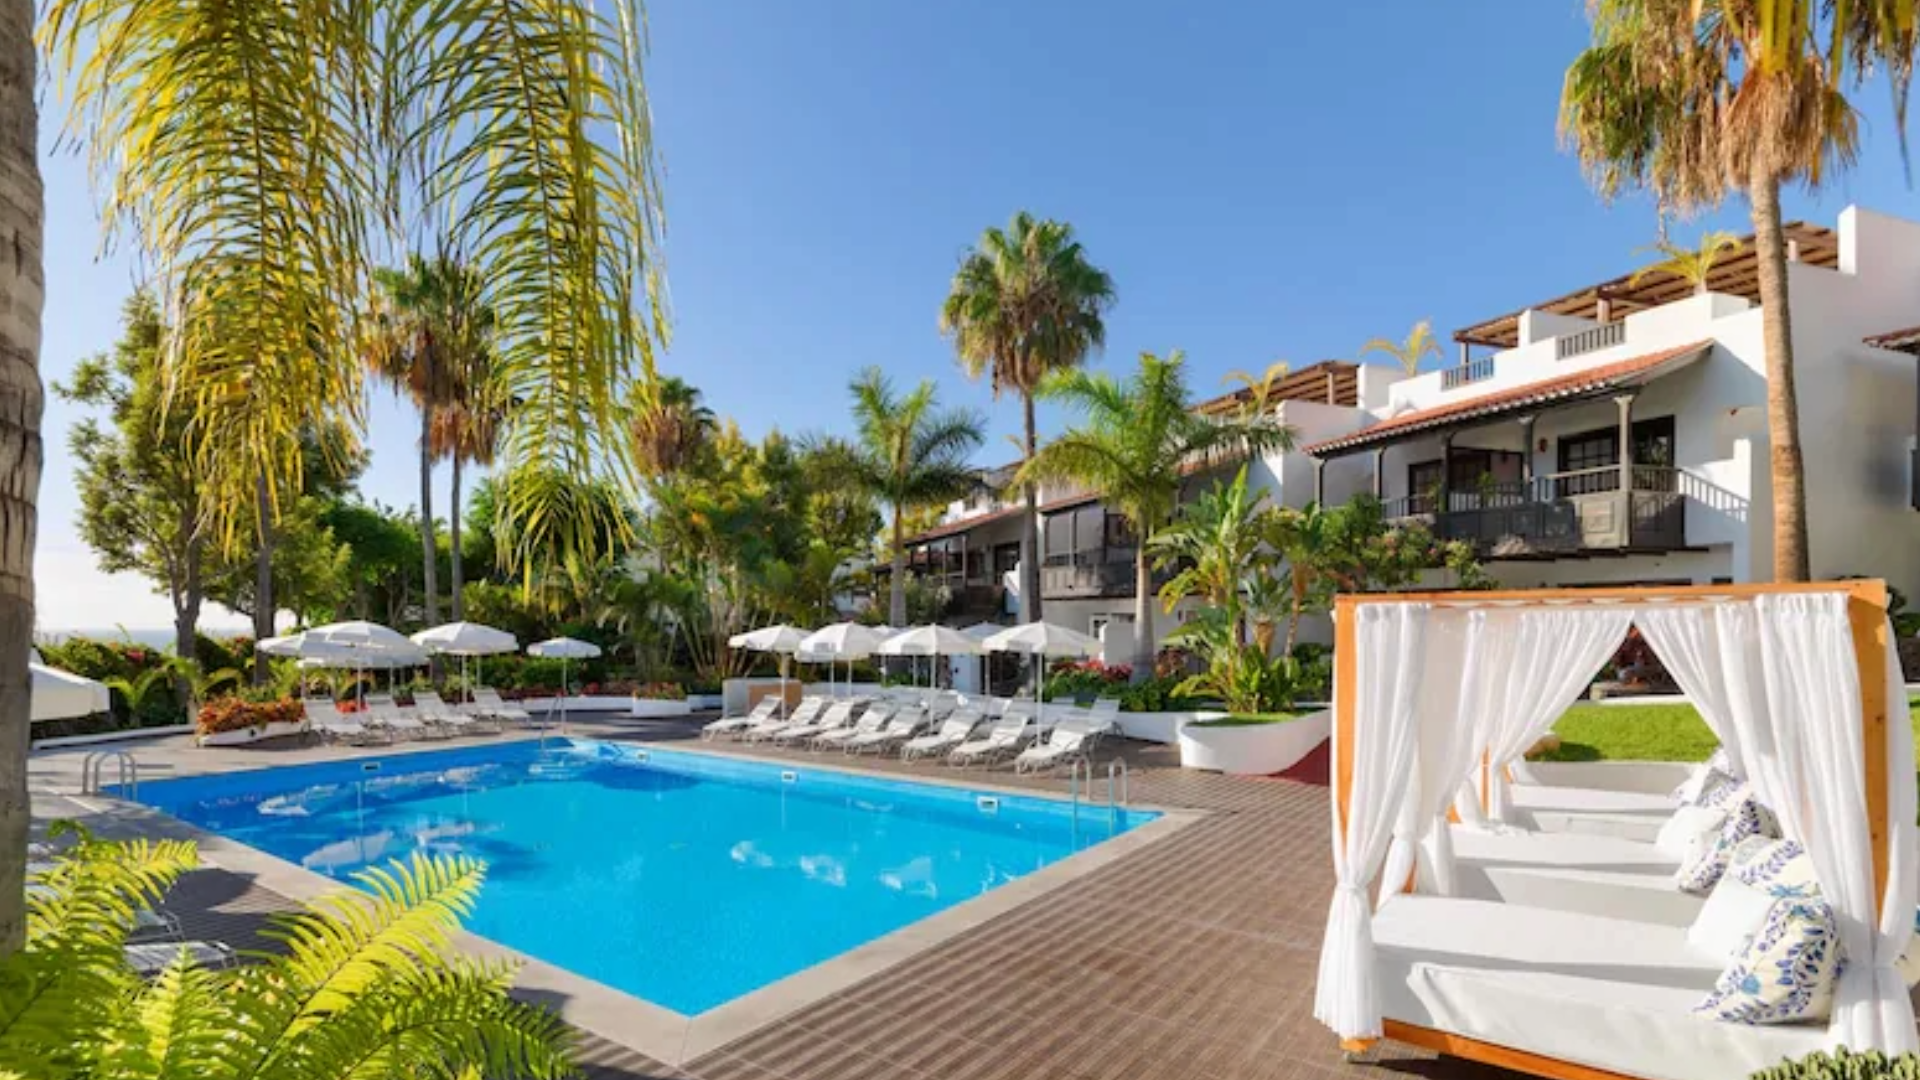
[1846,579,1892,917]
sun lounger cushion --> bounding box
[1511,783,1679,816]
[1373,895,1827,1080]
[1449,825,1699,925]
[1696,896,1840,1024]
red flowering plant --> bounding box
[1043,659,1130,702]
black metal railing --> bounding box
[1383,465,1689,555]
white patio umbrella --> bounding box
[797,622,884,699]
[527,637,602,723]
[880,625,982,689]
[981,621,1102,728]
[728,624,813,716]
[411,621,519,695]
[960,621,1005,640]
[304,620,419,652]
[261,624,428,704]
[30,661,110,721]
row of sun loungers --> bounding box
[702,693,1120,773]
[304,688,532,746]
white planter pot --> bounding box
[1177,709,1330,775]
[687,693,723,711]
[515,694,637,715]
[628,697,693,719]
[1112,710,1211,745]
[198,719,309,747]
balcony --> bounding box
[1383,466,1694,558]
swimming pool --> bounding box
[130,739,1157,1014]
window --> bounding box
[1556,416,1675,495]
[1407,449,1525,511]
[1408,460,1444,512]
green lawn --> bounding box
[1538,699,1920,764]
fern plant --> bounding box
[0,826,573,1080]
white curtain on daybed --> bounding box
[1469,606,1636,822]
[1314,602,1428,1041]
[1712,594,1918,1053]
[1381,608,1494,899]
[1632,605,1747,779]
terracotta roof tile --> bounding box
[1305,341,1712,456]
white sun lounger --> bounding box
[739,697,825,742]
[1370,894,1823,1080]
[704,697,782,739]
[363,698,451,742]
[125,940,236,978]
[947,707,1034,767]
[413,690,500,736]
[813,702,896,750]
[845,705,929,754]
[769,699,861,745]
[899,710,982,761]
[1449,823,1699,926]
[1012,719,1097,775]
[303,698,394,746]
[469,688,532,724]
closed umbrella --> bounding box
[981,621,1101,729]
[728,624,813,717]
[527,637,602,723]
[30,661,110,721]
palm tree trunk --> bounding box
[1020,391,1043,623]
[173,533,202,709]
[1131,545,1153,684]
[450,452,463,621]
[1749,170,1810,582]
[419,404,440,625]
[888,505,907,627]
[252,471,275,685]
[0,0,43,950]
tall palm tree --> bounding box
[1019,351,1295,683]
[815,369,984,626]
[1560,0,1882,581]
[22,0,667,954]
[432,372,507,622]
[631,376,718,478]
[1359,319,1443,375]
[1630,230,1744,293]
[940,212,1115,623]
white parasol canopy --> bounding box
[30,661,110,721]
[411,621,519,656]
[879,625,983,657]
[527,637,602,660]
[981,621,1101,658]
[727,624,814,653]
[304,620,420,653]
[961,621,1006,641]
[797,623,884,699]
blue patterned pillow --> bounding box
[1732,839,1821,900]
[1676,764,1736,806]
[1678,793,1783,895]
[1696,897,1841,1024]
[1699,776,1747,811]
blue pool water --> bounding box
[130,739,1157,1014]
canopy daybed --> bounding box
[1316,580,1917,1080]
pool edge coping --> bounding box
[53,741,1205,1067]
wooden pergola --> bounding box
[1454,222,1840,350]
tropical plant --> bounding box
[1558,0,1912,582]
[1024,355,1294,683]
[1751,1049,1920,1080]
[1359,319,1443,375]
[631,376,718,478]
[27,0,666,949]
[812,368,984,627]
[1220,360,1292,417]
[1630,230,1744,293]
[2,829,573,1079]
[940,211,1116,622]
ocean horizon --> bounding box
[35,627,257,652]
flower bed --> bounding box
[196,696,307,746]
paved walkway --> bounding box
[33,717,1510,1080]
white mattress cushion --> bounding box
[1373,896,1828,1080]
[1510,783,1678,815]
[1697,897,1841,1024]
[1451,823,1681,871]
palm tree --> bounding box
[631,376,718,478]
[432,373,507,623]
[24,0,667,953]
[1630,230,1744,293]
[1359,319,1443,375]
[1020,351,1295,683]
[940,212,1116,623]
[1559,0,1893,581]
[815,369,984,627]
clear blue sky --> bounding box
[33,0,1920,630]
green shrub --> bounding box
[1290,643,1333,702]
[1117,674,1203,713]
[1751,1050,1920,1080]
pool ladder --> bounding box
[1067,758,1129,830]
[80,750,138,798]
